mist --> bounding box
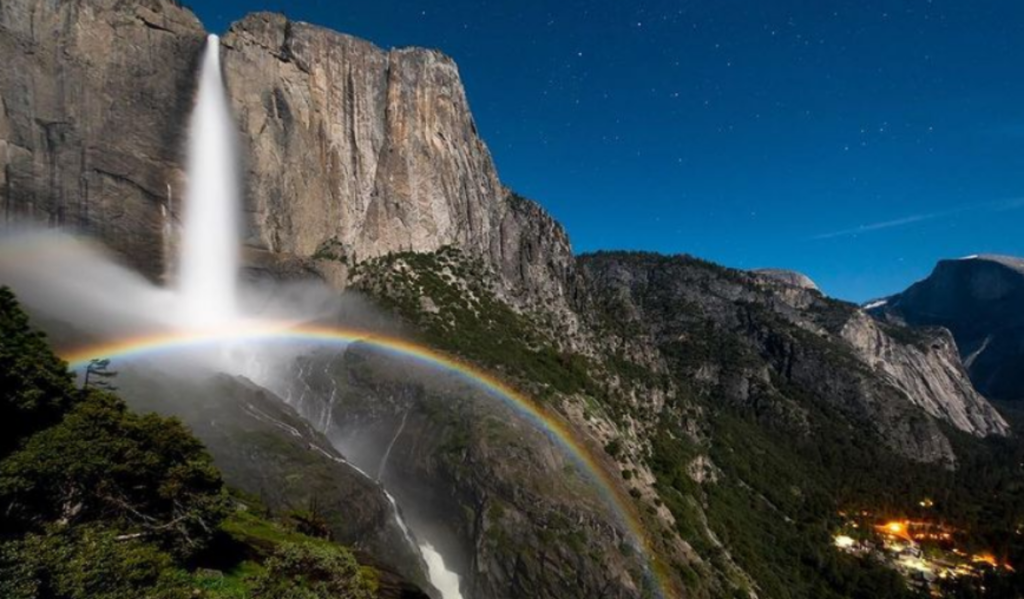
[0,230,328,333]
[0,226,469,599]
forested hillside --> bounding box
[0,287,396,599]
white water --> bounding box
[383,489,417,546]
[179,35,240,328]
[420,542,463,599]
[312,433,465,599]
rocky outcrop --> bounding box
[0,0,205,278]
[271,345,654,599]
[869,255,1024,402]
[752,268,819,292]
[840,312,1009,436]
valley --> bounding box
[0,1,1022,598]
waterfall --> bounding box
[374,410,464,599]
[381,486,465,599]
[377,409,410,481]
[382,489,417,546]
[177,35,465,599]
[179,34,240,327]
[420,543,463,599]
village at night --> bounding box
[834,503,1019,597]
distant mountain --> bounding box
[582,253,1008,451]
[867,255,1024,402]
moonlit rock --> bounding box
[753,268,820,291]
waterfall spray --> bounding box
[179,34,240,328]
[176,34,467,599]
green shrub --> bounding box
[0,524,194,599]
[249,542,377,599]
[0,391,230,558]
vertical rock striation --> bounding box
[0,0,206,277]
[840,311,1009,436]
[220,13,578,322]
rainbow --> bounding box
[61,322,674,598]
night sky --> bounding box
[194,1,1024,302]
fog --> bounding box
[0,227,467,599]
[0,229,368,352]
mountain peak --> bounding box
[952,253,1024,274]
[752,268,820,291]
[870,254,1024,401]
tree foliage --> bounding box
[0,287,77,458]
[250,542,378,599]
[0,524,195,599]
[0,391,230,557]
[0,289,381,599]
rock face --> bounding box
[581,253,1008,464]
[868,255,1024,402]
[0,5,578,321]
[221,13,499,261]
[839,311,1009,436]
[273,346,652,599]
[0,0,206,278]
[220,13,578,319]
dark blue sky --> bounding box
[195,1,1024,302]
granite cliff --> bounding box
[0,0,205,277]
[0,3,577,318]
[219,13,580,328]
[868,255,1024,402]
